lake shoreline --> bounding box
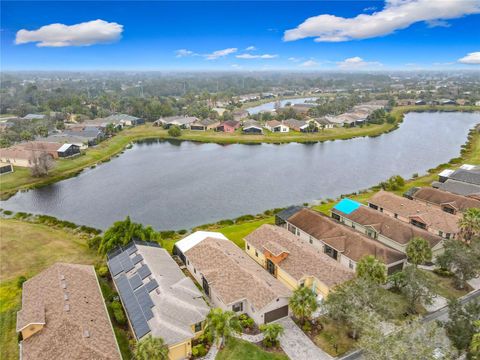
[1,105,478,199]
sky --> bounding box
[1,0,480,71]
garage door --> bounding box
[264,305,289,323]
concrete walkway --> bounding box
[235,332,264,343]
[199,343,218,360]
[276,317,332,360]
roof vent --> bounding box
[62,282,67,289]
[83,330,90,338]
[64,293,69,300]
[60,274,65,280]
[64,304,70,312]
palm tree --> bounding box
[205,308,242,348]
[289,286,318,324]
[459,208,480,243]
[259,323,284,347]
[356,255,387,283]
[134,335,169,360]
[406,237,432,267]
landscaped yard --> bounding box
[313,316,357,356]
[216,338,288,360]
[421,270,471,299]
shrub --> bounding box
[111,301,127,325]
[192,344,207,357]
[87,236,102,250]
[302,322,312,333]
[17,276,27,288]
[433,268,454,277]
[412,173,419,178]
[3,210,13,215]
[235,214,255,223]
[240,315,254,329]
[216,219,234,226]
[177,229,187,235]
[98,266,109,278]
[14,212,30,219]
[168,126,182,137]
[160,230,176,239]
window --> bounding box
[187,260,189,265]
[380,207,383,212]
[194,322,202,332]
[446,233,451,239]
[194,268,196,274]
[232,302,243,312]
[255,250,258,257]
[349,260,354,269]
[309,237,313,244]
[394,213,398,219]
[439,231,443,237]
[351,224,355,229]
[299,281,305,287]
[247,244,250,250]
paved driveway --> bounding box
[276,317,332,360]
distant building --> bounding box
[23,114,46,120]
[242,120,263,134]
[57,144,81,158]
[264,120,289,133]
[190,118,220,131]
[103,114,144,127]
[16,263,121,360]
[216,120,240,133]
[405,187,480,214]
[154,116,199,129]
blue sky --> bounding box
[1,1,480,70]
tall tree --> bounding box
[399,265,434,314]
[444,298,480,354]
[134,335,169,360]
[289,286,318,325]
[205,308,242,348]
[406,237,432,267]
[360,320,453,360]
[436,237,480,289]
[471,320,480,358]
[98,216,160,255]
[356,255,387,284]
[459,208,480,243]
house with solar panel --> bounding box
[107,240,210,360]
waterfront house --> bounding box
[264,120,290,133]
[367,190,461,239]
[63,125,105,146]
[331,198,444,259]
[245,225,354,301]
[0,162,13,175]
[242,120,263,134]
[216,120,240,133]
[438,164,480,186]
[278,207,406,274]
[57,143,81,158]
[0,141,67,167]
[233,110,249,121]
[16,263,121,360]
[174,232,291,325]
[314,117,334,129]
[190,118,220,131]
[154,116,199,129]
[404,187,480,214]
[432,179,480,197]
[107,241,209,360]
[415,100,427,105]
[283,119,311,132]
[103,114,145,127]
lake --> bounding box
[246,97,318,114]
[2,112,478,230]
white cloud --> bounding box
[337,56,382,69]
[284,0,480,42]
[175,49,196,57]
[204,48,237,60]
[15,19,123,47]
[236,53,278,59]
[288,57,302,62]
[245,45,256,51]
[300,60,318,67]
[458,51,480,64]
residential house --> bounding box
[314,117,334,129]
[190,118,220,131]
[242,120,263,134]
[432,179,480,197]
[63,125,106,146]
[283,119,307,132]
[216,120,240,133]
[264,120,289,133]
[174,232,291,325]
[367,190,460,239]
[245,225,354,300]
[331,198,444,259]
[103,114,145,127]
[277,207,406,274]
[154,116,199,129]
[396,99,416,106]
[57,143,81,158]
[0,141,67,167]
[23,113,46,120]
[437,164,480,186]
[415,100,427,105]
[233,110,249,121]
[404,187,480,214]
[16,263,121,360]
[108,241,209,360]
[0,162,13,175]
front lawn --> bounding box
[216,338,288,360]
[421,270,471,300]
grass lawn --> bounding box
[217,217,275,248]
[216,338,288,360]
[314,316,357,356]
[0,219,99,282]
[421,270,471,300]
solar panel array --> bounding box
[106,241,161,340]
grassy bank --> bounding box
[1,105,478,199]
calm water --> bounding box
[2,112,479,230]
[246,97,318,114]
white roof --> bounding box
[57,143,73,152]
[439,169,455,177]
[175,231,228,253]
[460,164,477,170]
